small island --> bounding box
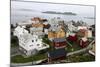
[42,11,77,15]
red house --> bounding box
[79,37,89,48]
[53,38,67,49]
[67,34,77,42]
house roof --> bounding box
[48,48,67,58]
[69,33,76,36]
[22,33,33,43]
[77,26,87,30]
[14,26,29,37]
[79,29,88,32]
[77,29,88,37]
[30,27,43,31]
[32,23,43,27]
[53,38,66,43]
[81,37,88,42]
[48,23,62,32]
[31,17,41,21]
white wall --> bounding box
[0,0,98,67]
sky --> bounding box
[11,0,95,17]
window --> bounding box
[32,40,34,42]
[37,44,40,46]
[36,39,37,41]
[30,45,33,47]
[43,44,46,46]
[56,44,59,46]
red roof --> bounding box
[79,39,88,48]
[68,34,77,42]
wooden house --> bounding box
[48,48,67,63]
[79,37,89,48]
[67,33,77,42]
[48,28,66,41]
[53,38,67,49]
[77,29,92,38]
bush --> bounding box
[11,36,19,47]
[11,53,47,63]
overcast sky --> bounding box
[11,0,95,17]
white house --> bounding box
[13,26,49,56]
[67,22,77,32]
[77,26,92,38]
[44,29,48,35]
[30,27,44,37]
[19,34,49,56]
[14,26,29,38]
[77,26,88,30]
[87,30,92,38]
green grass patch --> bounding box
[66,41,81,52]
[11,53,47,63]
[67,53,95,62]
[11,36,19,47]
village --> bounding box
[11,17,95,66]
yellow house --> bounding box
[48,28,66,39]
[48,32,55,38]
[56,28,65,38]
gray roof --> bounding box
[49,24,61,32]
[21,33,33,43]
[53,38,66,42]
[30,27,43,31]
[48,48,67,58]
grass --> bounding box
[11,43,18,47]
[11,36,19,47]
[65,41,81,52]
[42,35,51,45]
[11,53,47,63]
[67,53,95,62]
[42,35,54,51]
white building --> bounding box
[30,27,44,37]
[67,22,77,32]
[87,30,92,38]
[77,26,92,38]
[14,26,29,38]
[14,26,49,56]
[44,29,48,35]
[77,26,88,30]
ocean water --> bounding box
[11,1,95,26]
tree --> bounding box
[11,24,14,29]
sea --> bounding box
[11,1,95,26]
